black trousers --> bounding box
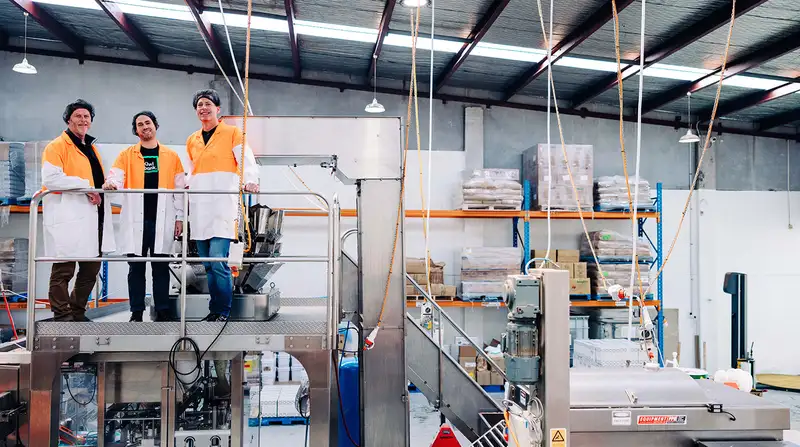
[128,220,170,313]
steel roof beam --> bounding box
[5,43,797,141]
[8,0,84,56]
[696,79,800,120]
[570,0,768,108]
[434,0,510,92]
[184,0,230,72]
[367,0,396,82]
[757,109,800,132]
[502,0,635,101]
[642,28,800,115]
[95,0,159,62]
[284,0,301,79]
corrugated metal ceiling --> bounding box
[2,0,799,130]
[389,0,494,40]
[41,4,139,51]
[445,56,530,92]
[480,0,609,49]
[300,35,373,76]
[0,2,68,43]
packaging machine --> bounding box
[0,116,791,447]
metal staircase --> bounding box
[340,245,503,443]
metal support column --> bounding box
[523,180,531,270]
[657,182,664,363]
[97,362,105,447]
[160,360,176,446]
[358,179,409,447]
[230,354,244,446]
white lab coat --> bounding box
[106,168,185,255]
[185,123,259,241]
[42,161,116,258]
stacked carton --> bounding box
[580,230,653,262]
[461,169,523,210]
[531,249,589,295]
[587,263,652,296]
[522,144,593,211]
[23,142,44,200]
[594,176,652,211]
[0,238,28,295]
[0,143,25,200]
[460,247,520,300]
[458,344,506,386]
[405,258,456,298]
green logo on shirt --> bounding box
[143,155,159,174]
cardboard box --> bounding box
[570,278,591,295]
[406,273,429,285]
[488,354,505,372]
[430,284,446,296]
[405,285,418,296]
[406,257,445,274]
[557,250,580,263]
[532,249,551,260]
[573,262,588,279]
[534,260,555,269]
[490,371,505,385]
[477,370,492,386]
[476,355,488,371]
[459,345,477,358]
[559,262,575,278]
[443,285,457,297]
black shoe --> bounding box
[202,313,220,322]
[215,314,229,322]
[129,311,144,322]
[154,310,172,322]
[75,315,92,322]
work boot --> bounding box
[154,310,172,322]
[74,314,92,322]
[202,313,220,322]
[129,311,143,322]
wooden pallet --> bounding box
[462,203,521,211]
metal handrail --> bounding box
[26,188,338,351]
[406,275,508,383]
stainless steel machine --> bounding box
[500,270,792,447]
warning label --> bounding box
[612,410,632,426]
[636,415,687,426]
[550,428,567,447]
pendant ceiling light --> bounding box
[12,12,37,75]
[365,55,385,114]
[402,0,429,7]
[679,92,700,144]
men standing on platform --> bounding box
[185,89,259,321]
[104,111,186,322]
[42,99,116,322]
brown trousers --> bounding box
[49,262,101,321]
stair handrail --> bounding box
[470,419,507,447]
[406,275,508,383]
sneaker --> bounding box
[215,314,229,322]
[75,315,92,322]
[154,311,172,322]
[202,313,220,322]
[129,311,144,322]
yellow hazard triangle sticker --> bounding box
[550,428,566,446]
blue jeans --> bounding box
[195,237,233,316]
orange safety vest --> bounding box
[186,121,242,176]
[111,143,184,189]
[42,131,104,190]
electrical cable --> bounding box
[533,0,610,292]
[216,0,254,115]
[643,0,737,298]
[63,372,96,406]
[371,6,421,338]
[332,348,361,447]
[190,15,245,108]
[544,0,553,263]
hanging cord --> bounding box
[617,0,648,339]
[534,0,610,291]
[234,0,254,252]
[644,0,737,297]
[216,0,254,114]
[190,13,246,108]
[370,6,422,342]
[610,0,647,305]
[543,0,554,263]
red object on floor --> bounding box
[431,424,461,447]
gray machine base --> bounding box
[153,291,281,321]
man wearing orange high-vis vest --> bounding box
[103,111,186,322]
[41,99,116,322]
[186,89,259,322]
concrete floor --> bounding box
[246,390,800,447]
